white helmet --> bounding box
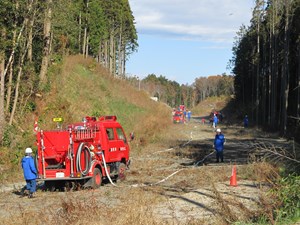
[25,148,33,154]
[216,128,221,133]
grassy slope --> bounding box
[192,95,232,116]
[39,55,172,143]
[0,55,172,183]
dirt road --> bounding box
[0,117,289,224]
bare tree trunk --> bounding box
[9,42,28,125]
[117,28,122,76]
[78,11,82,53]
[6,31,16,114]
[97,41,101,63]
[109,30,114,74]
[270,0,279,129]
[6,1,19,114]
[282,0,290,135]
[25,0,35,62]
[104,40,108,68]
[113,42,116,76]
[268,10,272,126]
[255,0,264,126]
[122,46,126,76]
[0,29,6,141]
[2,24,25,80]
[256,26,260,125]
[297,45,300,117]
[98,40,104,65]
[27,16,34,62]
[82,24,87,56]
[39,0,52,87]
[85,35,89,58]
[82,0,89,57]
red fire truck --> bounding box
[173,111,184,123]
[35,116,130,190]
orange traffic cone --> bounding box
[230,165,237,187]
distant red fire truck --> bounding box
[172,104,186,123]
[173,111,184,123]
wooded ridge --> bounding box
[231,0,300,140]
[0,0,138,141]
[0,0,300,145]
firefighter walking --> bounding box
[21,148,37,198]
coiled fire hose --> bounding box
[76,143,92,176]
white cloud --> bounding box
[129,0,253,42]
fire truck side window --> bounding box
[106,128,114,140]
[116,128,126,143]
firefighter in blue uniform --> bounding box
[213,128,226,163]
[21,148,37,198]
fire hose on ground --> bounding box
[99,148,216,188]
[100,151,185,188]
[100,152,118,187]
[194,150,216,166]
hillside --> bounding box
[192,96,232,117]
[36,56,171,135]
[0,55,173,184]
[36,56,172,139]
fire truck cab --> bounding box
[36,116,130,190]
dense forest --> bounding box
[0,0,235,145]
[127,73,234,109]
[1,0,299,144]
[231,0,300,139]
[0,0,138,141]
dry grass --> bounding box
[192,96,232,116]
[32,55,173,147]
[1,188,167,225]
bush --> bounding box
[275,174,300,220]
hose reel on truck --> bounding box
[76,142,92,176]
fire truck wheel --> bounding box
[92,168,102,189]
[44,181,57,192]
[118,163,126,181]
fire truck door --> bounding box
[116,127,129,151]
[105,128,124,162]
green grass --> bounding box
[1,55,173,184]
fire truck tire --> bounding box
[44,181,63,192]
[118,163,126,181]
[92,168,102,189]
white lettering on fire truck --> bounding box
[110,147,117,152]
[120,147,126,151]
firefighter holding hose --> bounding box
[21,148,37,198]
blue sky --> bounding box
[126,0,254,85]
